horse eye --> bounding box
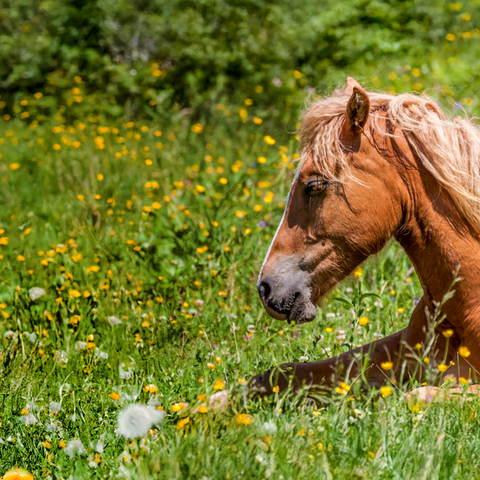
[305,179,328,196]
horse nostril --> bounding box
[258,280,271,301]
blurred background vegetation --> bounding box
[2,0,480,122]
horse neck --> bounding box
[395,159,480,327]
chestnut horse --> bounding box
[249,78,480,397]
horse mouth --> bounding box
[260,291,317,324]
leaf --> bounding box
[333,297,355,309]
[359,292,383,302]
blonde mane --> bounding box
[299,87,480,231]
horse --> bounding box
[246,77,480,398]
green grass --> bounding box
[1,103,480,480]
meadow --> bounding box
[1,81,480,480]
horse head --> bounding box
[257,78,405,323]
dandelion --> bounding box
[64,439,87,458]
[171,403,188,413]
[459,346,471,357]
[235,413,253,425]
[381,361,393,371]
[380,386,392,398]
[359,317,369,326]
[213,379,224,391]
[177,417,190,430]
[2,468,33,480]
[116,404,165,439]
[29,287,46,301]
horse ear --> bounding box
[345,78,370,136]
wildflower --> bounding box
[359,317,369,326]
[258,156,267,164]
[29,287,46,301]
[171,403,188,413]
[263,135,275,145]
[438,364,448,372]
[354,267,362,277]
[191,123,203,134]
[459,377,469,385]
[326,327,333,333]
[143,384,158,394]
[272,386,279,393]
[235,413,253,425]
[207,362,216,370]
[213,379,224,391]
[17,255,25,262]
[109,392,120,400]
[198,405,208,413]
[381,361,393,371]
[116,404,165,439]
[459,346,471,357]
[58,441,66,448]
[64,439,87,458]
[0,237,8,245]
[423,357,430,363]
[380,386,392,398]
[220,177,228,184]
[2,468,33,480]
[69,289,82,298]
[442,329,454,338]
[253,117,263,124]
[177,417,190,430]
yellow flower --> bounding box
[354,267,362,277]
[219,177,228,184]
[235,413,253,425]
[381,361,393,371]
[438,364,448,372]
[177,417,190,430]
[263,135,275,145]
[326,327,333,333]
[196,185,205,193]
[446,33,456,41]
[238,378,247,384]
[423,357,430,363]
[380,386,392,398]
[69,289,82,298]
[143,384,158,394]
[253,117,263,124]
[213,379,224,391]
[207,363,216,370]
[459,346,471,357]
[442,329,454,338]
[9,163,20,170]
[191,123,203,134]
[397,308,404,313]
[97,174,104,181]
[199,405,208,413]
[459,377,469,385]
[258,156,267,164]
[58,441,66,448]
[171,403,188,413]
[272,386,279,392]
[0,237,8,245]
[109,392,120,400]
[17,255,25,262]
[359,317,369,326]
[2,468,33,480]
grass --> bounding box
[1,101,480,480]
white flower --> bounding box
[261,421,277,435]
[119,363,134,380]
[3,330,15,339]
[116,404,165,439]
[326,313,335,318]
[19,413,37,425]
[108,315,122,326]
[54,350,68,364]
[24,332,37,343]
[89,461,98,468]
[49,401,61,413]
[76,341,87,350]
[255,454,265,463]
[29,287,46,301]
[64,439,86,458]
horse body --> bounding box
[252,78,480,395]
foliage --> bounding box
[2,0,480,118]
